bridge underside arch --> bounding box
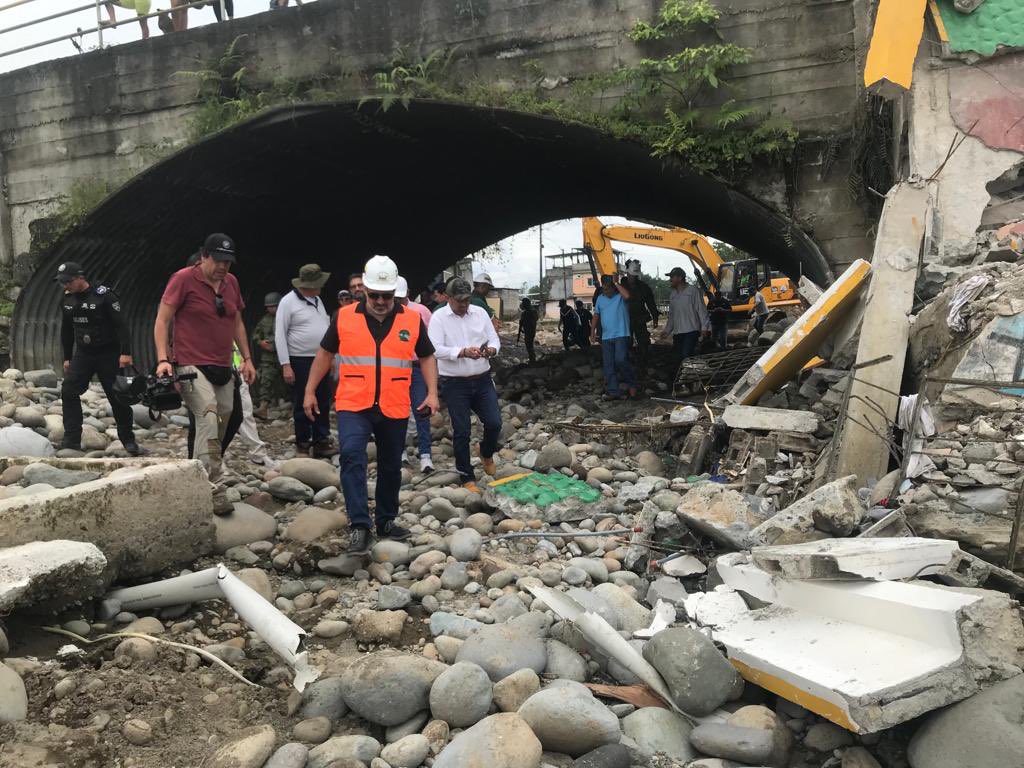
[14,100,831,369]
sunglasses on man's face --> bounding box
[215,293,225,317]
[367,292,394,301]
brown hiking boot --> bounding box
[253,402,270,420]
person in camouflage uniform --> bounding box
[252,292,287,419]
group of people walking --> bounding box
[57,236,505,552]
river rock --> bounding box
[491,593,528,623]
[433,713,542,768]
[422,497,461,522]
[319,554,365,577]
[440,562,470,591]
[572,744,631,768]
[726,705,793,767]
[279,457,339,491]
[546,639,588,682]
[213,503,278,553]
[0,426,54,457]
[635,451,664,476]
[642,627,740,716]
[371,540,411,567]
[518,687,619,757]
[285,507,348,543]
[689,724,775,764]
[269,476,314,502]
[21,463,99,489]
[24,369,58,388]
[456,623,547,681]
[591,583,652,632]
[205,724,277,768]
[803,722,855,752]
[567,557,608,583]
[622,707,695,761]
[378,585,412,610]
[410,550,447,578]
[340,652,446,726]
[353,610,407,644]
[13,407,45,429]
[307,735,382,768]
[493,668,541,712]
[0,662,28,724]
[381,734,430,768]
[535,441,572,471]
[292,717,332,744]
[430,661,493,727]
[429,611,484,639]
[450,528,482,561]
[264,743,309,768]
[909,679,1024,768]
[299,677,349,722]
[676,484,766,549]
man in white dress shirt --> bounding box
[276,263,333,457]
[428,277,503,493]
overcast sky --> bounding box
[0,0,305,74]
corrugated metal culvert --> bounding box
[14,100,831,370]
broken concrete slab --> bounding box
[0,540,106,613]
[0,458,214,579]
[676,484,772,550]
[749,475,863,546]
[721,405,819,435]
[713,552,1024,733]
[750,537,961,581]
[722,260,871,407]
[834,182,931,487]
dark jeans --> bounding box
[753,314,767,334]
[211,0,233,20]
[338,409,407,530]
[673,331,700,362]
[524,332,536,363]
[441,376,502,482]
[62,346,134,443]
[632,322,651,377]
[600,336,635,396]
[410,363,432,457]
[712,323,728,349]
[290,355,331,445]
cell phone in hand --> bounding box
[417,404,432,416]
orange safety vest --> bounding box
[334,303,421,418]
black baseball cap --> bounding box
[203,233,236,262]
[666,267,687,279]
[55,262,85,283]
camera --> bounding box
[140,370,197,417]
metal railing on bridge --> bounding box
[0,0,230,61]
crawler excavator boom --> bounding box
[582,217,800,316]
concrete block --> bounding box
[751,537,960,580]
[722,405,819,435]
[749,475,863,545]
[712,552,1024,733]
[0,458,213,579]
[0,540,106,612]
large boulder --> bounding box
[433,713,542,768]
[340,652,447,726]
[517,687,620,757]
[908,674,1024,768]
[750,475,862,545]
[429,661,493,727]
[622,707,695,761]
[642,627,740,716]
[213,504,278,553]
[279,457,340,491]
[456,624,547,682]
[0,426,54,457]
[284,507,348,543]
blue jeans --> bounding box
[600,336,635,396]
[290,356,331,444]
[338,409,407,530]
[673,331,700,362]
[712,323,728,349]
[441,376,502,482]
[410,363,432,458]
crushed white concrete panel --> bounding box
[751,537,961,580]
[0,540,107,613]
[709,552,1024,733]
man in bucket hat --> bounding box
[276,263,335,457]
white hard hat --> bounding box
[473,272,494,287]
[363,255,399,292]
[394,276,409,299]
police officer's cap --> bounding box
[55,262,85,284]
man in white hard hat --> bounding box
[303,256,439,555]
[472,272,501,332]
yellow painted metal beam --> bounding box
[864,0,929,92]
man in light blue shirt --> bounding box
[591,275,637,400]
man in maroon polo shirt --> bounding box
[154,233,256,512]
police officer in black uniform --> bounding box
[57,261,140,455]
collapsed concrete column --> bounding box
[834,182,931,486]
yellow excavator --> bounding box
[582,217,800,316]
